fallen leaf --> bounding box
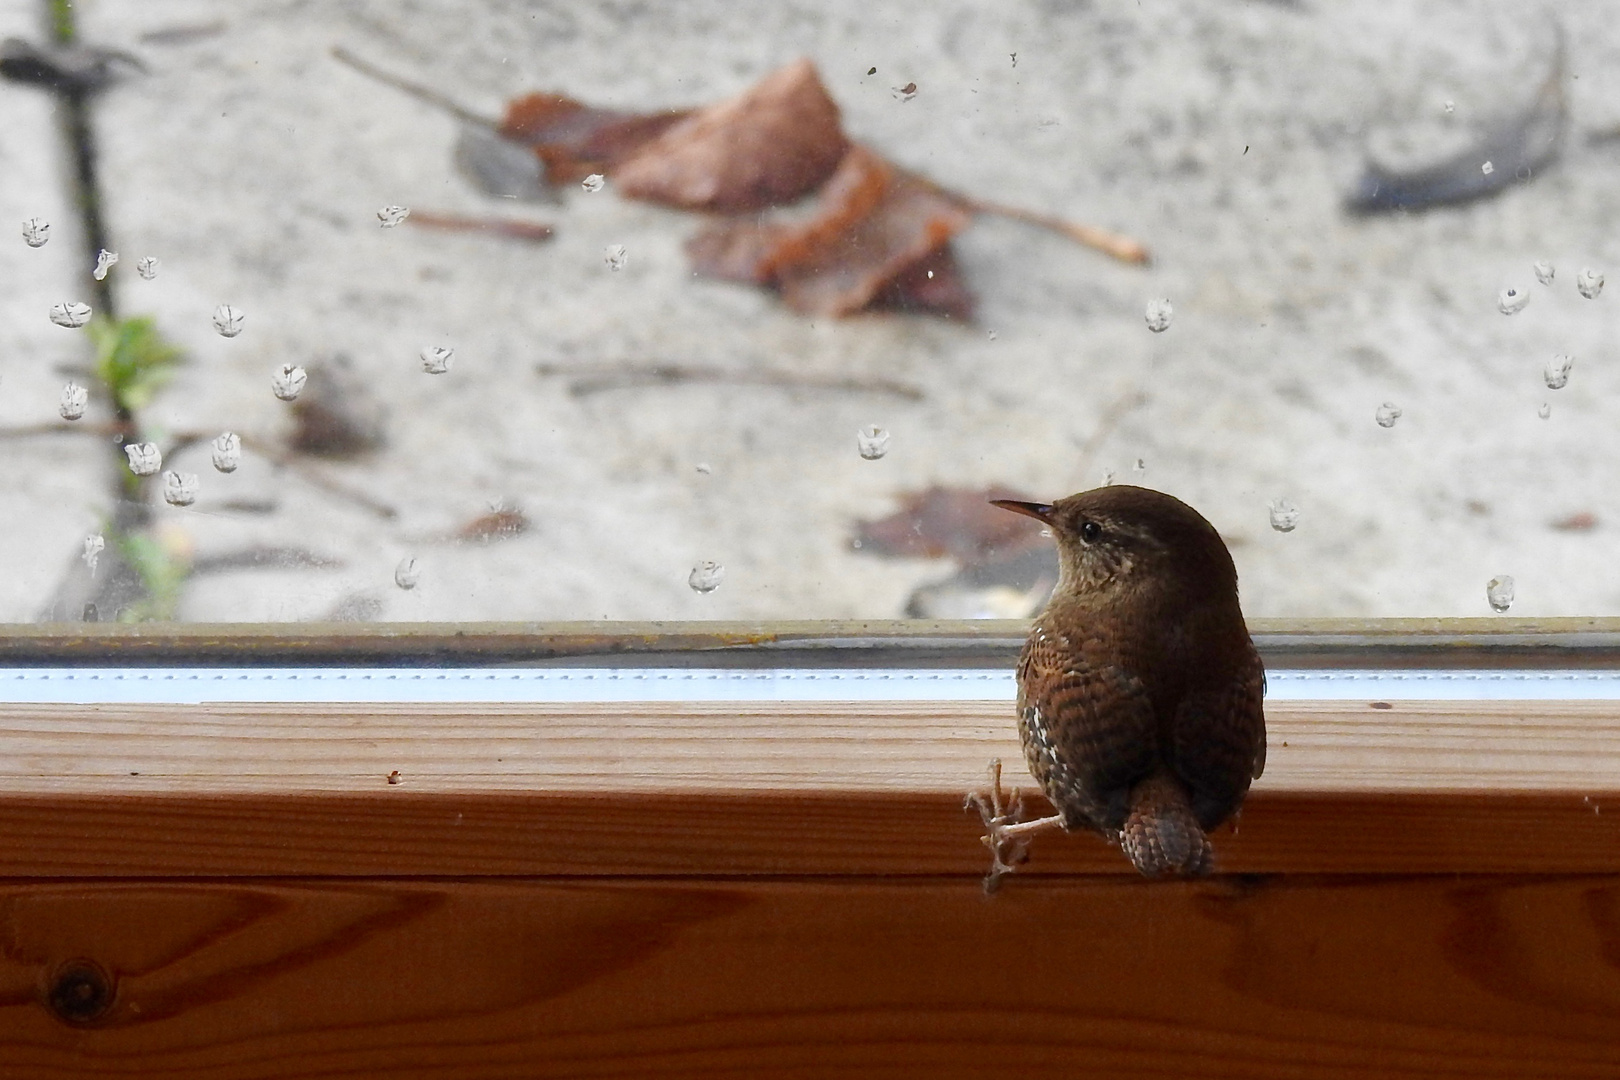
[687,145,975,318]
[499,93,688,183]
[1551,510,1598,531]
[853,485,1046,563]
[457,507,530,543]
[614,58,849,213]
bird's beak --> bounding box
[990,499,1054,523]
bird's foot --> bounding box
[965,758,1062,894]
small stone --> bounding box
[21,217,49,247]
[162,470,198,507]
[1144,298,1173,333]
[82,534,103,574]
[377,205,410,228]
[1268,498,1299,533]
[581,173,605,193]
[1375,402,1402,428]
[394,556,421,590]
[1577,268,1605,300]
[211,431,241,472]
[1486,574,1514,613]
[604,244,628,271]
[92,249,118,281]
[212,304,245,337]
[1496,285,1529,315]
[857,425,891,460]
[136,256,159,280]
[1532,260,1554,285]
[688,560,725,594]
[59,382,87,421]
[420,345,454,374]
[1544,354,1573,391]
[271,364,308,401]
[49,302,91,328]
[124,441,162,476]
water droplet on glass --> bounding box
[21,217,49,247]
[857,425,891,460]
[1375,402,1402,428]
[49,302,91,329]
[395,556,421,590]
[604,244,628,271]
[211,431,241,472]
[1544,353,1574,390]
[1577,268,1605,300]
[986,329,997,341]
[1443,100,1455,114]
[162,470,198,507]
[420,345,454,374]
[688,560,725,593]
[1100,469,1115,486]
[82,534,103,574]
[1538,402,1551,419]
[212,304,244,337]
[892,81,918,101]
[92,249,118,281]
[124,441,162,476]
[1131,458,1147,475]
[59,382,87,421]
[1532,260,1555,285]
[581,173,605,193]
[1481,160,1494,175]
[271,364,308,401]
[377,205,410,228]
[1486,574,1515,613]
[1496,285,1528,315]
[1144,298,1173,333]
[1268,498,1299,533]
[695,462,712,475]
[136,255,159,280]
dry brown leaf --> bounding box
[853,485,1047,563]
[687,145,975,319]
[498,94,688,183]
[614,58,849,213]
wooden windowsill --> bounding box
[0,696,1616,877]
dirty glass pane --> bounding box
[0,2,1608,622]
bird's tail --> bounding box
[1119,773,1213,878]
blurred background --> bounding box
[3,0,1619,623]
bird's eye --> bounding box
[1080,520,1102,543]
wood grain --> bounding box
[0,876,1617,1078]
[0,700,1615,875]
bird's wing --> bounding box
[1017,631,1159,832]
[1169,643,1267,829]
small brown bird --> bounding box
[966,485,1265,889]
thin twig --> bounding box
[330,45,501,130]
[1072,388,1149,482]
[534,361,925,401]
[964,196,1152,265]
[407,210,554,243]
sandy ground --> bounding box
[5,0,1620,621]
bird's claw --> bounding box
[965,758,1031,893]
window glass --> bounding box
[1,2,1608,622]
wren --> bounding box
[966,485,1265,890]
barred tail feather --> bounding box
[1119,773,1213,878]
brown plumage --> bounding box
[966,485,1265,888]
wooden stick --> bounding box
[330,45,501,130]
[534,361,925,400]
